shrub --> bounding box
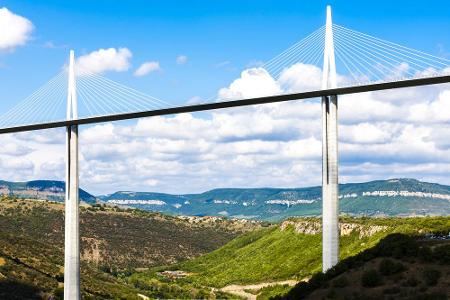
[325,288,337,298]
[378,258,406,276]
[418,246,433,262]
[361,269,382,287]
[331,276,349,288]
[414,291,447,300]
[421,268,441,286]
[374,234,418,258]
[383,286,401,295]
[53,287,64,299]
[432,244,450,264]
[403,276,420,287]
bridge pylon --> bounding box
[64,50,80,300]
[321,5,339,272]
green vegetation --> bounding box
[378,258,406,275]
[257,285,292,300]
[276,233,450,299]
[100,178,450,219]
[175,226,323,286]
[134,217,449,287]
[0,198,252,299]
[421,268,441,286]
[130,216,449,299]
[361,269,382,287]
[0,195,448,299]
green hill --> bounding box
[0,198,257,299]
[276,233,450,300]
[128,217,449,299]
[0,180,96,204]
[3,178,450,219]
[100,178,450,220]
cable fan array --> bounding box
[332,24,450,84]
[262,26,326,79]
[204,24,449,103]
[0,67,172,129]
[0,22,449,129]
[0,71,68,129]
[76,67,171,118]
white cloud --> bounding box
[278,63,322,92]
[408,89,450,123]
[76,48,132,74]
[134,61,161,77]
[218,68,281,100]
[2,63,450,195]
[341,123,393,144]
[176,55,188,65]
[0,7,33,51]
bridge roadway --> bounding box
[0,74,449,134]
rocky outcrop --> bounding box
[280,220,388,238]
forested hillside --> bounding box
[0,198,258,299]
[129,217,450,299]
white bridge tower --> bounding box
[64,50,80,299]
[321,6,339,272]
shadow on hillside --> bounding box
[274,233,450,300]
[0,279,43,300]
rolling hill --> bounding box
[0,198,257,299]
[0,180,96,204]
[4,178,450,220]
[100,178,450,220]
[129,216,450,299]
[276,233,450,300]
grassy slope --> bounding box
[0,198,254,299]
[0,229,144,299]
[276,234,450,300]
[0,199,254,270]
[132,217,450,289]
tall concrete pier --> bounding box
[321,6,340,272]
[64,50,80,300]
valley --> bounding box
[0,198,258,299]
[0,180,449,299]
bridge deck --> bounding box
[1,75,449,134]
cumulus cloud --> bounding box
[218,68,282,100]
[134,61,161,77]
[1,62,450,194]
[0,7,33,51]
[408,89,450,123]
[340,123,394,144]
[278,63,323,92]
[76,48,132,74]
[176,55,188,65]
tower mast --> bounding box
[321,5,339,272]
[64,50,80,299]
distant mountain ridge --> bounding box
[0,179,97,204]
[99,178,450,220]
[2,178,450,220]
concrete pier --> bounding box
[321,6,340,272]
[64,124,80,300]
[64,50,80,300]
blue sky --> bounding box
[0,1,450,194]
[1,0,449,110]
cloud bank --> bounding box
[1,63,450,194]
